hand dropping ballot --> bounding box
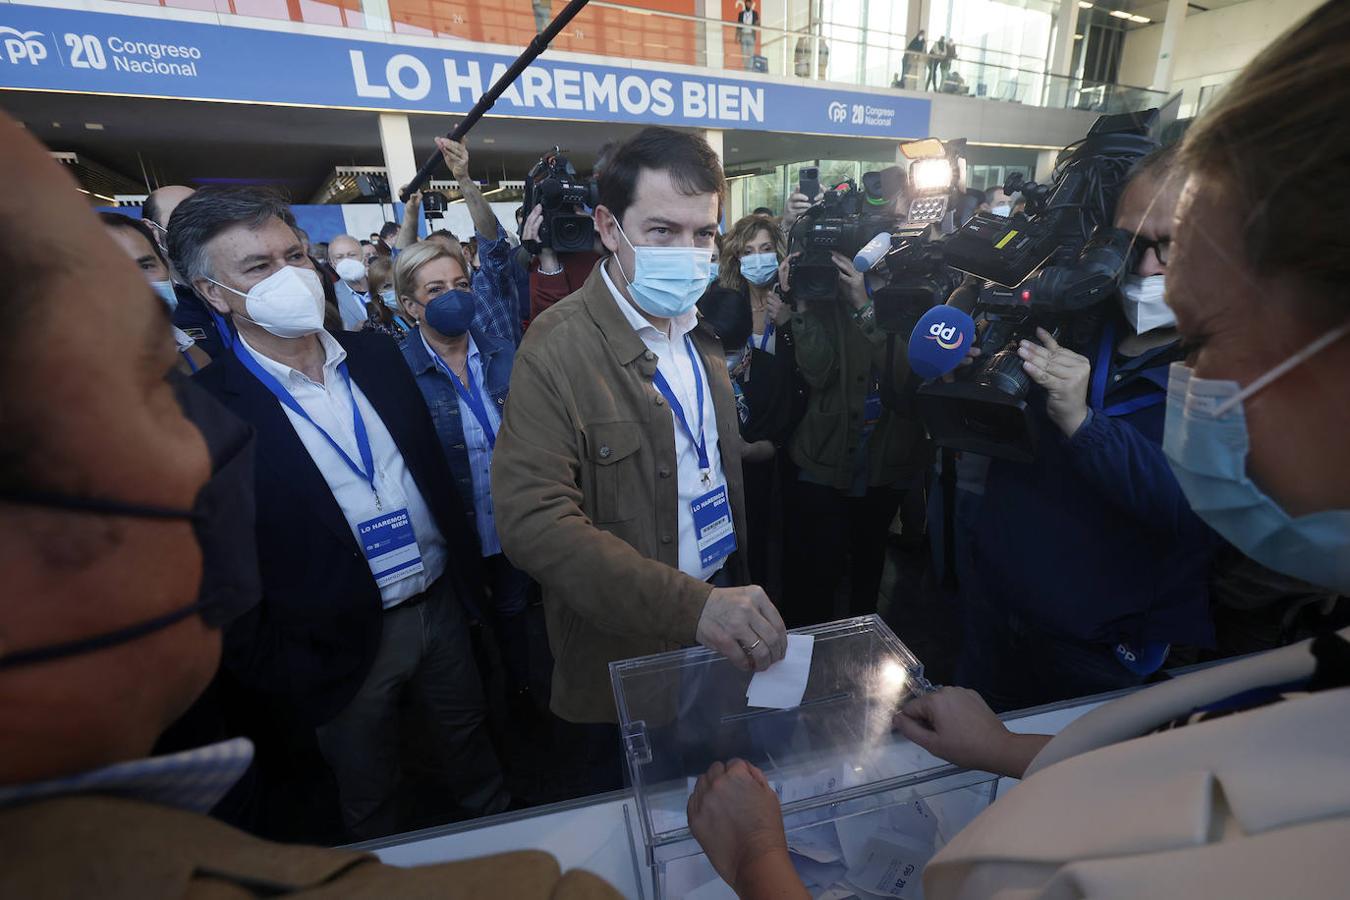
[747,634,815,709]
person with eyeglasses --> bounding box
[954,142,1225,712]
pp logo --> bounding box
[827,101,848,123]
[926,321,964,350]
[0,27,47,65]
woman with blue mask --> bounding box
[99,212,212,375]
[394,240,540,712]
[719,215,789,356]
[688,7,1350,896]
[700,217,803,589]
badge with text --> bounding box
[691,483,737,569]
[358,507,425,588]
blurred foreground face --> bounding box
[1168,172,1350,518]
[0,113,219,778]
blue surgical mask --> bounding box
[1162,321,1350,593]
[740,252,780,286]
[708,262,720,285]
[615,221,712,318]
[380,289,399,310]
[152,280,179,313]
[423,289,476,337]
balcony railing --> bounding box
[56,0,1168,114]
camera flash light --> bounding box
[911,158,953,193]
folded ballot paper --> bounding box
[747,633,815,709]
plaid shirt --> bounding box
[0,738,253,815]
[471,224,521,345]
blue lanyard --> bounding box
[181,349,199,374]
[426,337,498,449]
[756,321,775,352]
[232,341,382,507]
[1090,319,1165,418]
[651,335,711,475]
[209,308,234,349]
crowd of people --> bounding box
[0,1,1348,896]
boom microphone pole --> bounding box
[398,0,594,202]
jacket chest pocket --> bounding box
[586,421,643,523]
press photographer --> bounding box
[779,170,929,627]
[948,141,1224,710]
[520,143,612,321]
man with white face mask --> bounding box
[957,144,1225,712]
[328,234,374,331]
[171,187,506,842]
[492,127,788,796]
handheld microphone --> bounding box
[853,231,893,273]
[907,306,976,381]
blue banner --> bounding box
[0,5,929,138]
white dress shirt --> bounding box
[238,330,447,607]
[601,262,728,581]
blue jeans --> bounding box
[957,587,1147,713]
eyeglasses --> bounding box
[1134,235,1170,265]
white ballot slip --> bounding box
[747,633,816,709]
[844,833,934,899]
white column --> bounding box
[378,113,418,199]
[361,0,391,32]
[1049,0,1080,77]
[695,0,724,71]
[703,128,725,165]
[1151,0,1188,92]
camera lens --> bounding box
[973,348,1033,400]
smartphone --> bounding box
[798,166,820,201]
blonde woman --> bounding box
[717,214,791,355]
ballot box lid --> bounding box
[609,615,969,858]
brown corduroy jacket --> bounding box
[491,262,751,724]
[0,795,623,899]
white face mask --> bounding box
[990,203,1012,218]
[1120,274,1175,334]
[334,258,366,283]
[209,265,326,339]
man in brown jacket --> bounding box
[492,127,788,791]
[0,112,617,899]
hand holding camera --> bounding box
[831,251,869,310]
[1018,327,1091,437]
[522,203,561,272]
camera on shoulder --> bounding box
[521,147,599,255]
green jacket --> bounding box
[788,298,928,491]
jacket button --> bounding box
[497,397,505,405]
[644,351,656,361]
[599,445,612,459]
[659,467,671,478]
[661,534,672,544]
[654,395,665,406]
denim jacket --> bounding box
[400,325,515,546]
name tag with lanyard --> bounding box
[233,342,425,587]
[652,335,737,570]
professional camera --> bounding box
[916,109,1161,462]
[871,138,969,335]
[521,147,599,254]
[788,173,900,301]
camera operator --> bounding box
[959,144,1222,711]
[779,240,927,627]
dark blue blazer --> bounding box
[194,329,483,727]
[172,284,229,359]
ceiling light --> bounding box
[729,146,740,152]
[1074,33,1084,39]
[480,137,496,144]
[1109,9,1132,19]
[51,121,61,128]
[1077,1,1092,8]
[84,123,104,130]
[1129,14,1151,23]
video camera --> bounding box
[869,138,970,336]
[913,109,1159,462]
[787,168,903,301]
[521,147,599,254]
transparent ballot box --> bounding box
[610,615,1000,899]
